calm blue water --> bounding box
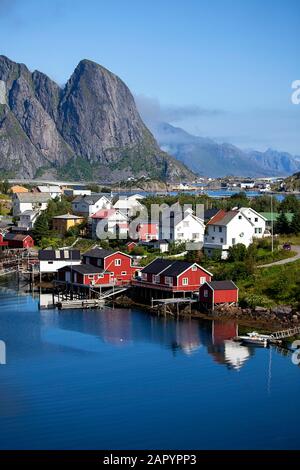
[0,286,299,450]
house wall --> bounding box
[177,267,211,289]
[104,253,136,283]
[72,197,111,217]
[239,208,266,238]
[214,289,238,304]
[174,214,205,243]
[53,217,84,235]
[40,259,81,273]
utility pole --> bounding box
[271,194,274,253]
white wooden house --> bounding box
[72,194,112,217]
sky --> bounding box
[0,0,299,154]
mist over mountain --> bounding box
[0,56,193,182]
[151,122,300,177]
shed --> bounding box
[199,280,238,308]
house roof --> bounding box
[204,208,220,222]
[83,247,116,258]
[52,213,84,220]
[207,210,239,226]
[4,233,32,241]
[205,280,238,290]
[38,249,81,261]
[60,263,109,275]
[37,185,61,193]
[141,258,172,275]
[239,207,267,221]
[10,185,29,193]
[72,194,111,204]
[15,193,52,203]
[259,212,294,222]
[142,258,211,277]
[91,208,127,220]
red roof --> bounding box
[91,209,116,219]
[207,210,239,226]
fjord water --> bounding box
[0,287,299,450]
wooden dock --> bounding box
[57,299,105,310]
[151,297,197,316]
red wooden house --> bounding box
[199,281,238,309]
[4,233,34,249]
[82,247,138,284]
[0,233,8,249]
[57,264,114,287]
[137,222,159,241]
[132,258,212,294]
[126,241,137,252]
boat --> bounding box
[234,331,271,347]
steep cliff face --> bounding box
[0,55,193,181]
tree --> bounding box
[279,194,300,214]
[33,213,50,242]
[228,243,247,262]
[290,209,300,234]
[1,179,10,194]
[275,211,290,234]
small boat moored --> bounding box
[234,331,271,347]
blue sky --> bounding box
[0,0,299,153]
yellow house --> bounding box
[52,213,85,236]
[10,185,29,194]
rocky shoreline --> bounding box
[111,295,300,332]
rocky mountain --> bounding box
[0,56,193,181]
[280,172,300,191]
[152,122,300,177]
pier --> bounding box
[151,297,197,316]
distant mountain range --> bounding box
[0,56,193,182]
[151,122,300,177]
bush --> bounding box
[228,243,247,262]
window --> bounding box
[183,221,189,228]
[200,277,206,285]
[220,238,224,243]
[192,233,198,239]
[238,215,242,219]
[115,259,121,266]
[182,278,188,286]
[255,217,258,222]
[154,275,160,283]
[47,261,53,264]
[165,276,173,286]
[213,226,216,232]
[204,289,209,298]
[121,271,127,275]
[232,238,236,245]
[88,274,94,279]
[98,274,104,279]
[219,226,222,232]
[212,236,215,240]
[142,273,147,280]
[192,265,197,271]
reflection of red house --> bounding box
[199,281,238,308]
[82,247,138,284]
[0,233,8,249]
[57,264,113,286]
[4,233,34,249]
[212,321,238,346]
[133,258,212,293]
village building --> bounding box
[91,209,128,240]
[126,241,138,252]
[52,213,85,236]
[132,258,212,297]
[113,196,144,217]
[259,212,294,231]
[4,233,34,249]
[37,185,62,199]
[139,239,170,253]
[12,193,51,216]
[57,264,114,287]
[204,209,255,259]
[199,280,239,309]
[160,208,205,245]
[63,187,92,197]
[238,207,267,238]
[72,194,112,217]
[16,210,40,231]
[9,185,29,194]
[82,247,138,284]
[0,233,8,249]
[39,249,81,273]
